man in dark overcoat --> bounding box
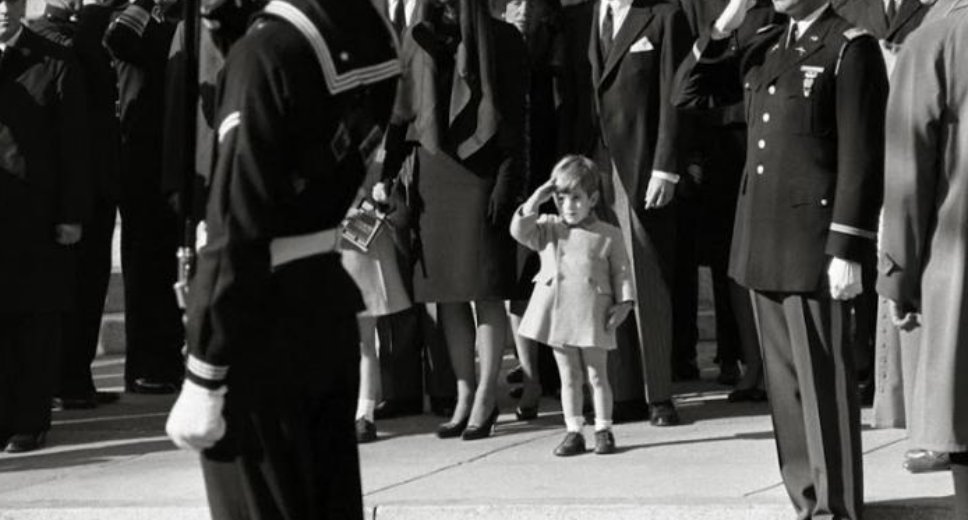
[556,0,692,426]
[0,0,90,452]
[103,0,184,393]
[674,0,887,515]
[30,0,122,410]
[163,0,399,517]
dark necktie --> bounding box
[393,0,406,36]
[601,5,614,58]
[786,23,798,49]
[886,0,898,25]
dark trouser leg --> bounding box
[710,263,741,366]
[119,183,184,385]
[377,307,424,402]
[203,260,363,520]
[421,303,456,401]
[851,251,877,377]
[672,198,698,376]
[60,198,116,398]
[752,291,862,520]
[0,314,61,434]
[951,452,968,519]
[606,165,674,406]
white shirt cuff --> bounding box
[651,170,681,184]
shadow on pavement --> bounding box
[0,438,176,473]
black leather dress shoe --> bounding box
[5,432,46,453]
[727,388,768,403]
[127,378,180,395]
[355,418,377,443]
[55,390,122,410]
[374,399,423,420]
[553,432,586,457]
[649,401,680,426]
[904,449,950,473]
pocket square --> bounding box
[629,36,654,53]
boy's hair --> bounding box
[551,155,601,198]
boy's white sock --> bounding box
[356,399,376,422]
[564,416,584,433]
[594,419,613,432]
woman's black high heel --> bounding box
[461,407,499,441]
[436,416,469,439]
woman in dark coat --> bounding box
[377,0,526,438]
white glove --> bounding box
[165,379,227,452]
[827,257,863,300]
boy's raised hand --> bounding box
[523,178,557,214]
[605,301,634,332]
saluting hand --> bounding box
[523,178,557,214]
[606,301,634,332]
[643,176,675,210]
[713,0,757,38]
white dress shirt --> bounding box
[0,27,23,52]
[388,0,416,27]
[599,0,633,38]
[787,2,829,44]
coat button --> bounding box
[768,85,776,95]
[758,139,766,149]
[762,113,770,123]
[820,199,829,206]
[756,165,764,175]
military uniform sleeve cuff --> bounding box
[651,170,680,184]
[186,355,229,389]
[830,223,877,241]
[116,1,151,35]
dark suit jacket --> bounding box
[30,5,121,202]
[558,0,691,207]
[674,8,887,292]
[0,27,89,312]
[833,0,930,43]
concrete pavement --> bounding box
[0,350,956,520]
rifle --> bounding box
[174,0,201,310]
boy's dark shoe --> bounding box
[553,432,586,457]
[594,430,616,455]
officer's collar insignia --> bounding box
[795,46,807,55]
[810,35,819,42]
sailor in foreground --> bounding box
[163,0,399,517]
[673,0,888,517]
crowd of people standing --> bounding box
[0,0,966,518]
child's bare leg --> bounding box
[582,348,613,431]
[552,346,585,432]
[356,316,380,422]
